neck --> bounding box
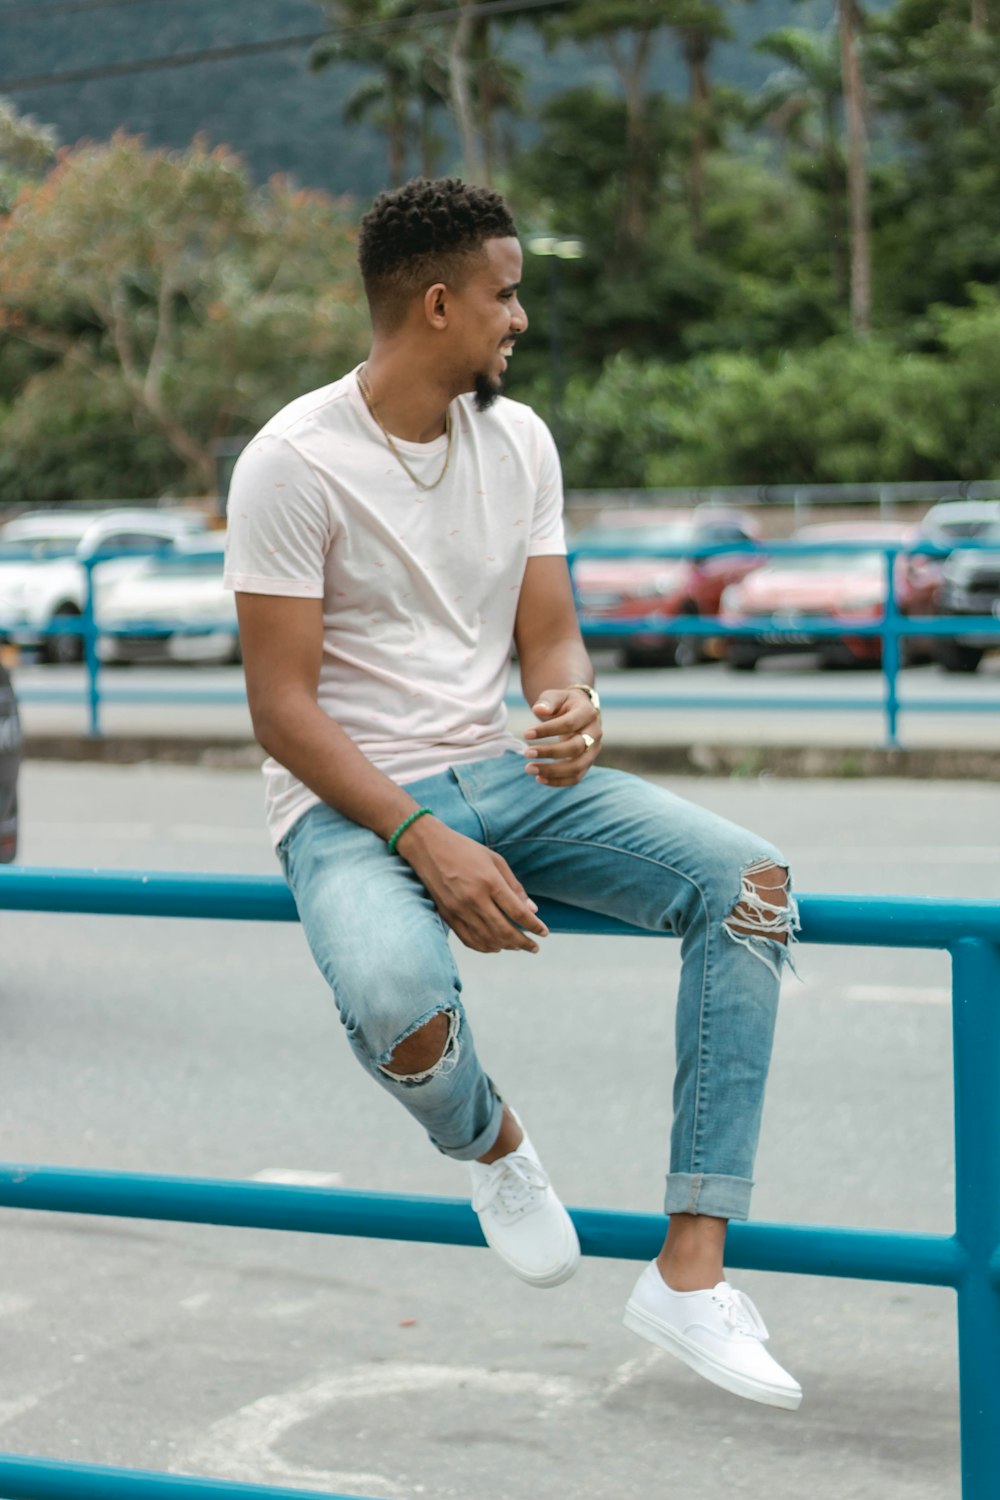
[361,347,454,443]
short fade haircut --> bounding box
[358,176,518,332]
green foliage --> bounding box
[555,333,977,487]
[0,133,368,501]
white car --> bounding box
[97,534,238,666]
[0,508,206,664]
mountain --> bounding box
[0,1,865,201]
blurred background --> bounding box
[1,0,1000,507]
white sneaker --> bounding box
[623,1261,802,1409]
[468,1124,580,1288]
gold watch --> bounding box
[567,682,601,714]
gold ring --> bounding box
[580,732,595,751]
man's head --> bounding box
[358,177,527,410]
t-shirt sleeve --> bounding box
[223,436,332,597]
[527,415,567,558]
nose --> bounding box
[510,296,528,334]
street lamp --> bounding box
[525,234,586,448]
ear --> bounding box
[422,281,449,329]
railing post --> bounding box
[881,547,901,749]
[81,557,102,739]
[950,937,1000,1500]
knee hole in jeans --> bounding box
[722,857,801,979]
[378,1009,461,1088]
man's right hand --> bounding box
[395,818,548,954]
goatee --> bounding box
[473,372,502,413]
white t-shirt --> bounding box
[223,366,567,846]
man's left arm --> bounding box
[513,554,602,787]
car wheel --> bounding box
[935,638,983,674]
[622,643,679,669]
[42,605,84,665]
[674,608,704,669]
[726,643,759,672]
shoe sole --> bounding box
[481,1227,581,1288]
[623,1299,803,1410]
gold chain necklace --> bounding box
[357,365,454,492]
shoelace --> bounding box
[710,1284,770,1342]
[472,1153,548,1220]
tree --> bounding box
[0,97,58,214]
[838,0,872,334]
[753,25,849,304]
[547,1,741,246]
[0,134,368,500]
[866,0,1000,316]
[311,0,448,187]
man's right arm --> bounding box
[236,592,548,954]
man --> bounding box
[224,176,802,1410]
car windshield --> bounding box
[932,520,998,538]
[575,523,755,551]
[140,550,224,580]
[0,537,81,561]
[767,546,887,574]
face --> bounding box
[443,236,528,411]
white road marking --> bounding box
[178,1362,585,1496]
[798,846,1000,863]
[170,825,269,845]
[251,1169,343,1188]
[602,1348,662,1397]
[179,1292,213,1312]
[0,1383,65,1429]
[0,1394,42,1427]
[845,985,949,1005]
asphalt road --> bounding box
[10,651,1000,750]
[2,763,998,1499]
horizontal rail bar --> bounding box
[0,1452,374,1500]
[0,1164,964,1288]
[4,867,1000,946]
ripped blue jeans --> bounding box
[278,753,799,1222]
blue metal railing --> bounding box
[0,866,997,1499]
[4,541,1000,749]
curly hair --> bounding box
[358,176,518,331]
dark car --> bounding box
[0,659,22,862]
[570,507,763,667]
[933,522,1000,673]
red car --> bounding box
[719,522,938,671]
[570,508,763,667]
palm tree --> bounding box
[754,25,849,304]
[310,1,444,187]
[838,0,871,334]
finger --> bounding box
[526,730,600,762]
[524,712,587,741]
[491,859,549,936]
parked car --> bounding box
[0,509,205,664]
[932,521,1000,673]
[97,534,237,666]
[0,658,22,862]
[917,498,1000,547]
[570,507,763,667]
[719,522,938,671]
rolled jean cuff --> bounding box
[664,1172,754,1222]
[429,1088,505,1163]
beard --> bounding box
[473,370,503,413]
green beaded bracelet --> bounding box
[386,806,433,854]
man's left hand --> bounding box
[523,687,602,787]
